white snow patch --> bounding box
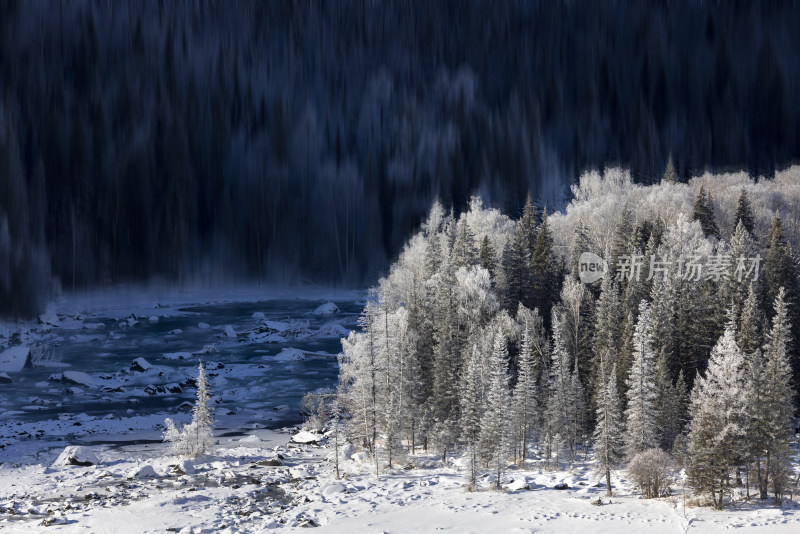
[224,325,237,338]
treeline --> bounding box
[337,169,800,505]
[3,1,800,317]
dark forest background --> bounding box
[1,1,800,317]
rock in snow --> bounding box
[507,478,530,491]
[38,308,60,327]
[0,346,32,373]
[53,446,100,467]
[130,357,152,372]
[61,371,95,387]
[312,302,340,315]
[274,348,306,361]
[128,464,159,479]
[291,430,322,444]
[171,459,195,475]
[321,482,347,497]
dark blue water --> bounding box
[0,299,363,448]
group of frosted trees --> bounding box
[337,170,799,506]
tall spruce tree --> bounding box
[592,273,622,405]
[512,325,538,464]
[734,188,755,234]
[461,344,483,489]
[687,315,748,509]
[593,364,625,496]
[749,288,796,500]
[693,186,720,239]
[531,209,561,329]
[478,234,498,281]
[544,312,574,467]
[479,332,512,488]
[764,214,800,384]
[623,300,659,458]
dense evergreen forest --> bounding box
[3,1,800,317]
[336,170,800,505]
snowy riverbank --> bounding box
[1,426,799,533]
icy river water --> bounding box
[0,294,364,462]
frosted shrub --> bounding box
[164,363,214,458]
[627,448,673,499]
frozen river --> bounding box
[0,293,364,462]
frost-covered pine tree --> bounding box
[545,312,577,467]
[512,324,538,464]
[623,300,658,458]
[687,315,748,509]
[748,287,796,501]
[734,188,755,234]
[593,364,624,496]
[479,332,511,488]
[592,273,622,402]
[453,217,478,269]
[461,344,483,489]
[737,283,765,356]
[163,362,214,458]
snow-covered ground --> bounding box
[1,426,798,533]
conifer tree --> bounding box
[610,208,634,282]
[519,195,539,256]
[693,186,720,239]
[722,221,758,320]
[544,313,573,467]
[461,344,483,488]
[734,188,755,234]
[512,325,538,464]
[568,222,592,282]
[163,362,214,458]
[568,358,589,460]
[623,300,659,458]
[478,234,498,281]
[737,283,764,355]
[687,315,748,509]
[503,223,531,311]
[764,214,800,383]
[593,364,624,496]
[531,209,561,328]
[479,332,512,488]
[749,288,796,501]
[592,273,622,404]
[453,217,478,269]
